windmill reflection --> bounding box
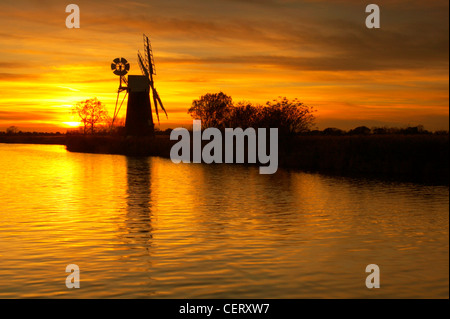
[125,156,153,251]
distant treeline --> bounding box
[161,125,449,136]
[0,131,63,136]
[0,134,66,145]
[304,125,449,136]
[1,125,448,137]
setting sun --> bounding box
[62,121,82,127]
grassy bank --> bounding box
[64,133,449,185]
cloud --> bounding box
[0,109,63,121]
[0,73,41,81]
[158,52,448,71]
[2,62,34,69]
[1,0,447,72]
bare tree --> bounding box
[6,126,18,135]
[72,98,109,134]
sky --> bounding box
[0,0,448,132]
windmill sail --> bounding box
[144,34,156,75]
[154,89,167,117]
[153,87,160,123]
[137,34,167,124]
[137,52,149,79]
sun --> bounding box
[62,121,81,127]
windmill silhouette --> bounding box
[111,34,167,136]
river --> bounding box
[0,143,448,298]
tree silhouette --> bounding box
[6,126,18,135]
[323,127,345,135]
[349,126,371,135]
[187,92,233,129]
[187,93,316,135]
[227,102,261,129]
[72,98,109,134]
[258,97,316,135]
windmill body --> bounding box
[111,34,167,137]
[125,75,154,136]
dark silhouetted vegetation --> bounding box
[2,91,448,185]
[279,134,449,184]
[188,92,316,135]
[188,92,233,129]
[6,126,19,135]
[0,129,66,145]
[309,124,438,136]
[65,135,174,157]
[72,98,109,134]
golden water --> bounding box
[0,143,448,298]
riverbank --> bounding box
[0,135,66,145]
[1,134,448,184]
[65,135,173,157]
[279,134,449,184]
[66,134,449,184]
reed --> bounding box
[279,134,449,184]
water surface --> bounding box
[0,143,448,298]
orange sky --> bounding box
[0,0,448,132]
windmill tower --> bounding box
[110,34,167,137]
